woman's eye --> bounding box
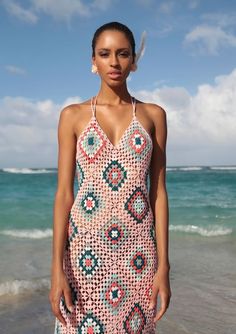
[119,52,130,57]
[98,52,130,58]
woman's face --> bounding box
[92,30,134,85]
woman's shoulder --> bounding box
[61,99,91,114]
[59,99,93,124]
[136,98,166,121]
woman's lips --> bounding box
[107,72,122,79]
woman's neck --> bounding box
[96,81,131,105]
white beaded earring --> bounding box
[91,64,98,74]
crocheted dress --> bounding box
[54,96,158,333]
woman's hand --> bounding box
[49,267,74,326]
[149,265,172,322]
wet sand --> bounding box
[1,233,236,334]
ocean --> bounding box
[0,166,236,334]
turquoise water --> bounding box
[0,165,235,297]
[167,166,236,237]
[0,166,235,237]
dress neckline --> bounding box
[90,95,137,150]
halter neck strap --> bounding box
[131,96,136,117]
[91,95,136,118]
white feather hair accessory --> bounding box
[132,30,147,71]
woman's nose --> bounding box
[110,53,119,66]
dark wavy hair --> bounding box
[92,21,136,63]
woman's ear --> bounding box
[130,62,137,72]
[130,54,137,72]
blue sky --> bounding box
[0,0,236,168]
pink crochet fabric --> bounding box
[54,96,158,333]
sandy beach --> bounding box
[1,232,236,334]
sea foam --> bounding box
[0,278,50,296]
[179,167,203,171]
[0,228,53,239]
[2,168,55,174]
[210,166,236,170]
[169,224,232,236]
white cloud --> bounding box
[2,1,38,24]
[184,24,236,55]
[201,12,236,28]
[1,0,113,23]
[1,69,236,167]
[136,0,154,7]
[5,65,27,76]
[61,96,83,108]
[31,0,90,20]
[159,1,175,14]
[157,24,173,37]
[184,11,236,55]
[188,0,199,10]
[0,95,82,127]
[134,68,236,165]
[90,0,114,11]
[0,95,81,167]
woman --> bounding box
[49,21,171,333]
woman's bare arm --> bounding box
[149,104,170,270]
[52,106,77,270]
[49,105,77,325]
[148,104,171,322]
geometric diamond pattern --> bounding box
[81,191,99,215]
[124,186,149,223]
[131,252,147,273]
[55,96,158,332]
[102,160,127,191]
[127,246,149,281]
[77,246,102,278]
[129,129,146,152]
[77,311,105,333]
[79,124,105,162]
[98,216,129,250]
[123,303,146,334]
[150,222,157,248]
[128,128,151,160]
[76,160,85,190]
[66,213,79,250]
[100,273,128,314]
